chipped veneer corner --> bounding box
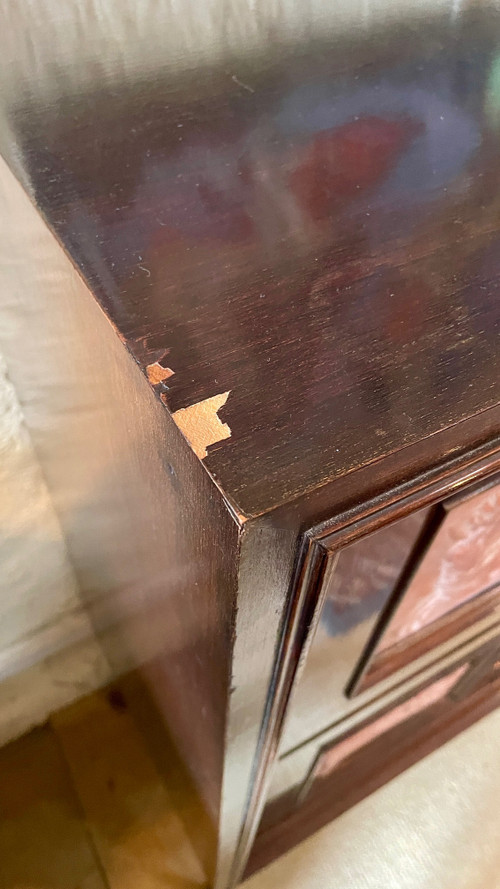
[172,391,232,460]
[146,361,175,385]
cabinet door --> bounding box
[280,476,500,754]
[279,507,431,753]
[352,477,500,693]
[248,471,500,877]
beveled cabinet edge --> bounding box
[314,439,500,555]
[226,529,329,886]
[238,435,500,883]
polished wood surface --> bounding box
[252,453,500,878]
[2,2,500,885]
[3,7,500,517]
[248,632,500,875]
[277,453,500,757]
[276,507,432,752]
[322,510,428,638]
[0,726,106,889]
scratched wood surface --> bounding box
[2,9,500,516]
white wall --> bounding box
[0,349,112,745]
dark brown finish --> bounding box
[4,8,500,519]
[246,640,500,876]
[235,448,500,879]
[243,454,500,875]
[321,509,430,639]
[2,3,500,887]
[272,450,500,761]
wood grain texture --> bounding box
[0,725,107,889]
[52,689,207,889]
[2,10,500,517]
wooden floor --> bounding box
[0,681,208,889]
[3,678,500,889]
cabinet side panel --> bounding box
[0,155,240,830]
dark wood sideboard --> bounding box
[1,3,500,886]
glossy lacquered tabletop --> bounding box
[2,2,500,516]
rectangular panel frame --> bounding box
[244,437,500,878]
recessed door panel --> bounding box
[352,478,500,693]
